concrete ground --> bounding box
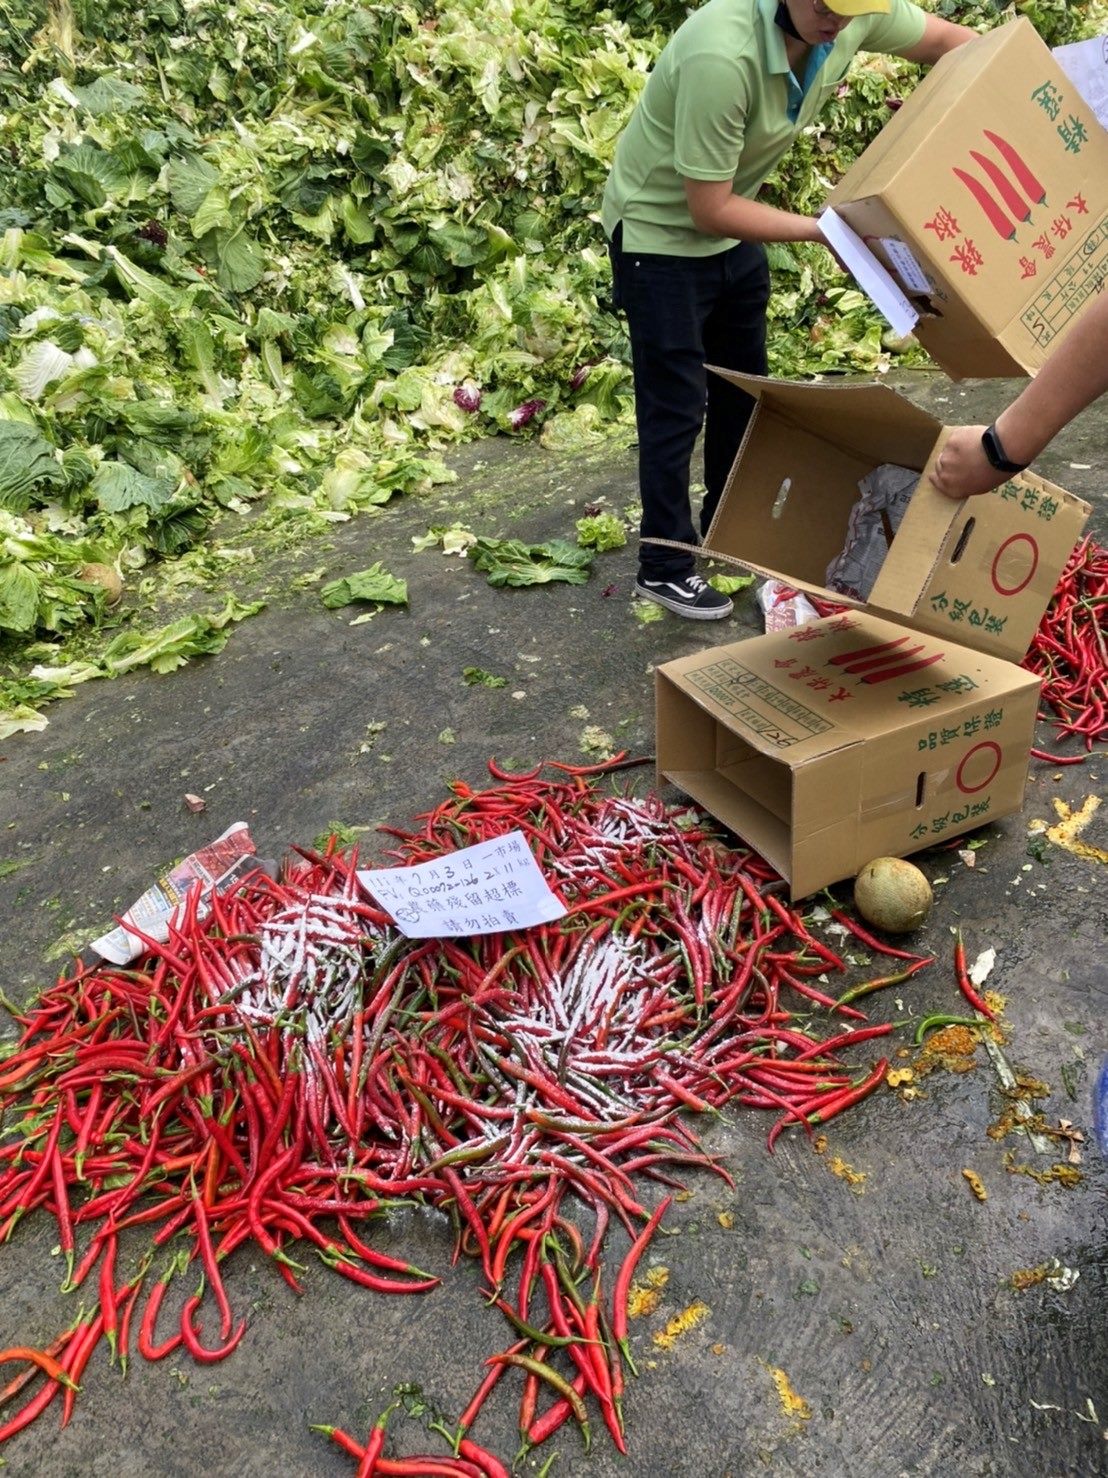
[1,370,1105,1478]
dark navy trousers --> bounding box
[608,225,770,580]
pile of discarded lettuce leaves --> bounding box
[0,0,1102,734]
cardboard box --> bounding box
[653,374,1091,898]
[656,611,1041,900]
[828,18,1108,378]
[699,372,1090,665]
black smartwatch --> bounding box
[981,423,1029,475]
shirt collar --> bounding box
[760,0,792,76]
[774,1,804,42]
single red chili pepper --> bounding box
[458,1436,510,1478]
[311,1423,366,1460]
[355,1402,397,1478]
[190,1193,235,1340]
[322,1249,440,1296]
[1029,748,1086,765]
[60,1309,105,1427]
[585,1296,625,1453]
[611,1196,671,1366]
[138,1257,186,1361]
[806,1058,889,1126]
[179,1295,247,1364]
[0,1346,79,1390]
[982,130,1045,204]
[374,1458,483,1477]
[829,910,927,961]
[99,1229,120,1360]
[115,1263,149,1377]
[774,966,868,1020]
[953,930,996,1022]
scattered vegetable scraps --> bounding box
[653,1301,710,1351]
[962,1169,988,1202]
[767,1365,812,1423]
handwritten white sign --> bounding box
[1054,36,1108,130]
[880,237,932,297]
[357,830,566,938]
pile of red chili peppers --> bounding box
[0,758,937,1471]
[1023,535,1107,760]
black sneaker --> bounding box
[634,573,733,620]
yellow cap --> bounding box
[824,0,892,15]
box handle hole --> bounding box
[950,517,975,565]
[915,771,926,809]
[771,478,792,519]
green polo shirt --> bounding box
[602,0,927,256]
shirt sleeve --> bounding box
[854,0,928,57]
[672,52,752,181]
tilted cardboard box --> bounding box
[828,18,1108,378]
[654,375,1091,898]
[656,612,1040,901]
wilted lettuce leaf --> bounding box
[99,596,263,675]
[0,423,65,512]
[320,564,408,608]
[469,537,592,588]
[91,461,178,513]
[0,561,41,633]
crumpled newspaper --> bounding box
[825,464,919,601]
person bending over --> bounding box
[603,0,974,619]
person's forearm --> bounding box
[929,291,1108,498]
[684,182,822,244]
[993,290,1108,465]
[898,15,976,64]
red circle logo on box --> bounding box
[956,741,1002,794]
[991,533,1039,597]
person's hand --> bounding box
[929,425,1007,499]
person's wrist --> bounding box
[981,421,1029,475]
[992,411,1036,469]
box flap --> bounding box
[869,438,1092,660]
[704,370,943,447]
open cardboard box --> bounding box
[699,373,1089,665]
[827,18,1108,379]
[654,374,1091,899]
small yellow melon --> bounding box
[853,856,933,935]
[79,562,123,606]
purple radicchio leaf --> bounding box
[453,384,482,412]
[509,397,546,429]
